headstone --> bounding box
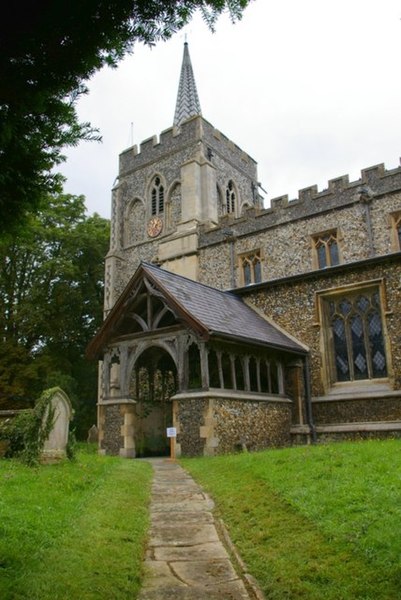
[41,389,73,463]
[87,424,99,443]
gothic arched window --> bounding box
[325,288,387,383]
[226,180,236,214]
[151,176,165,216]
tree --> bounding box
[0,0,251,232]
[0,192,110,437]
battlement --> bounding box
[199,159,401,246]
[118,116,257,177]
[268,161,401,211]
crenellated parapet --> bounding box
[270,162,401,210]
[199,160,401,246]
[118,116,258,181]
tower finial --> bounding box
[173,42,201,127]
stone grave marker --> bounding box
[87,424,99,443]
[41,389,73,463]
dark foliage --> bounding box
[0,193,110,438]
[0,0,251,232]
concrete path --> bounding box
[138,458,263,600]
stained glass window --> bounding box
[327,289,387,382]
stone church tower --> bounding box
[104,42,262,314]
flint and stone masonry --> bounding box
[89,43,401,457]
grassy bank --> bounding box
[182,439,401,599]
[0,446,152,599]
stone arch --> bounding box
[225,179,239,216]
[216,183,224,217]
[124,197,145,246]
[146,173,167,217]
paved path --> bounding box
[138,458,262,600]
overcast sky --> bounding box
[59,0,401,219]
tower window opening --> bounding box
[226,180,236,214]
[151,176,164,216]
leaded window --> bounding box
[239,251,262,285]
[151,176,164,216]
[313,230,340,268]
[327,289,387,382]
[226,180,236,214]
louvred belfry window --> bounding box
[151,176,164,216]
[226,180,236,214]
[327,289,387,382]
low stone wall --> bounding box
[317,430,401,443]
[174,392,292,457]
[99,404,124,455]
[212,398,291,454]
[313,395,401,424]
[175,398,207,457]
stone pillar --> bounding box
[120,403,136,458]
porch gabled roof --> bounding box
[87,262,308,359]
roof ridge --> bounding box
[141,261,242,300]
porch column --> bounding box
[120,403,136,458]
[200,342,209,389]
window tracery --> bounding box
[312,230,340,269]
[322,286,388,384]
[226,180,236,214]
[150,176,164,216]
[239,250,262,286]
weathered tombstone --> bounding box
[87,424,99,444]
[41,389,73,464]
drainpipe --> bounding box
[303,355,317,443]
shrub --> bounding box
[0,388,58,465]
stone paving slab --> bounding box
[138,580,250,600]
[151,511,214,525]
[151,523,220,546]
[138,458,257,600]
[154,541,229,561]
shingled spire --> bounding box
[173,42,202,127]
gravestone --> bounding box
[87,424,99,443]
[41,389,73,463]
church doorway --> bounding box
[130,346,177,457]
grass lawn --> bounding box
[0,445,152,600]
[181,439,401,600]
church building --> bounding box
[88,43,401,457]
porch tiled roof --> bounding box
[142,263,306,354]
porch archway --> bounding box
[129,346,177,457]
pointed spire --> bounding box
[173,42,202,127]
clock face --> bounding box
[147,216,163,238]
